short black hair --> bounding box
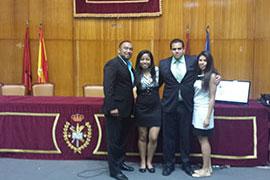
[170,39,185,49]
[118,40,132,48]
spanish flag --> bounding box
[37,25,48,83]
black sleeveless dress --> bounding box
[135,67,161,127]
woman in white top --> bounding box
[192,51,217,177]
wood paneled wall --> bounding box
[254,0,270,96]
[0,0,269,98]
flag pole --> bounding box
[206,25,209,32]
[185,25,190,55]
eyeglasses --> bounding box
[172,48,183,51]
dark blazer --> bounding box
[103,56,135,118]
[159,55,197,112]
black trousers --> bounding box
[162,102,192,167]
[105,115,132,176]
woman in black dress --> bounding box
[134,50,161,173]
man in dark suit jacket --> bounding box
[159,39,197,176]
[103,40,135,180]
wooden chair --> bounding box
[83,85,104,97]
[1,84,26,96]
[32,83,55,96]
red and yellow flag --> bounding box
[22,25,32,93]
[37,26,48,83]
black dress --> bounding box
[135,67,161,127]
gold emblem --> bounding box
[63,114,92,154]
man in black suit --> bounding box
[159,39,197,176]
[103,40,135,180]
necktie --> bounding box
[127,61,134,85]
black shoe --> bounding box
[139,168,146,173]
[110,173,128,180]
[147,167,155,173]
[182,164,194,176]
[120,162,134,172]
[162,166,174,176]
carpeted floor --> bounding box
[0,158,269,180]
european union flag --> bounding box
[205,28,210,52]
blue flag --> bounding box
[205,29,210,52]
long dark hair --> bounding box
[196,51,217,91]
[135,50,156,85]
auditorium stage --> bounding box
[0,96,269,166]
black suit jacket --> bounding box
[159,55,197,112]
[103,56,135,118]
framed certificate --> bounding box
[215,80,251,104]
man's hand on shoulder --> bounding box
[110,109,119,117]
[215,74,222,85]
